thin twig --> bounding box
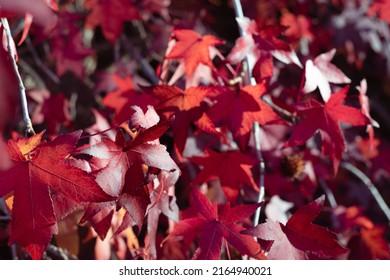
[318,178,338,208]
[79,122,124,139]
[232,1,265,226]
[340,161,390,222]
[261,94,295,122]
[214,50,237,78]
[121,35,160,85]
[253,122,265,226]
[25,36,60,85]
[1,18,35,135]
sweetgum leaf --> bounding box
[102,75,157,125]
[0,131,113,259]
[145,85,219,159]
[286,86,370,173]
[163,187,264,260]
[243,196,348,259]
[207,82,283,149]
[190,149,258,202]
[166,29,224,77]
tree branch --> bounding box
[1,18,35,135]
[319,178,338,208]
[340,161,390,223]
[253,122,265,226]
[232,0,256,86]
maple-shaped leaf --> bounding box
[163,187,264,260]
[228,17,301,76]
[0,131,113,259]
[303,49,351,102]
[190,150,258,202]
[103,75,157,125]
[84,0,140,43]
[81,110,178,230]
[286,87,370,173]
[166,29,224,77]
[243,196,348,259]
[253,24,291,53]
[146,85,221,159]
[207,82,283,149]
[368,0,390,25]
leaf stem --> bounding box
[213,49,237,78]
[1,18,35,135]
[340,161,390,222]
[253,122,265,226]
[79,122,124,139]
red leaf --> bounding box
[146,85,220,159]
[243,196,348,259]
[0,131,113,259]
[84,0,140,43]
[118,172,151,229]
[81,111,178,230]
[286,87,370,173]
[253,24,291,52]
[29,90,71,135]
[103,75,157,125]
[164,188,264,260]
[252,52,274,80]
[247,219,307,260]
[207,82,283,149]
[166,29,224,77]
[190,150,258,203]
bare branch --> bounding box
[253,122,265,226]
[340,161,390,223]
[1,18,35,135]
[319,178,338,208]
[232,0,256,86]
